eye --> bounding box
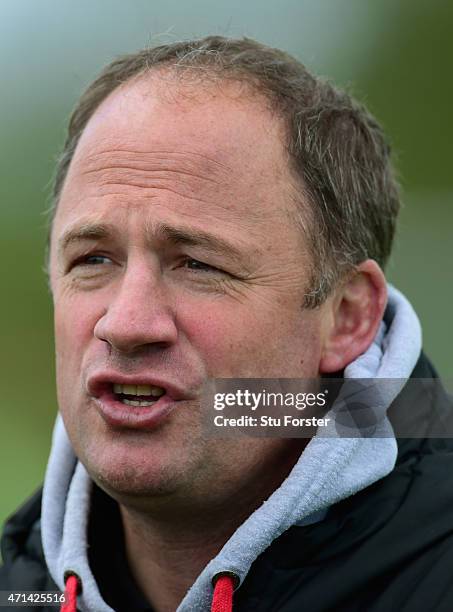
[183,258,220,273]
[67,253,114,274]
[83,255,112,265]
[73,254,112,267]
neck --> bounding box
[119,439,305,612]
[120,503,242,612]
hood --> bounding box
[41,285,422,612]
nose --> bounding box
[94,261,178,353]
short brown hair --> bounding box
[51,36,400,307]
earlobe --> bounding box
[319,260,388,373]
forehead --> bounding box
[76,72,286,159]
[53,73,301,240]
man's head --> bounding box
[50,36,399,308]
[48,37,395,512]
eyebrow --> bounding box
[58,223,114,257]
[154,223,245,261]
[57,221,246,263]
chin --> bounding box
[77,435,196,506]
[88,457,184,503]
[66,409,208,507]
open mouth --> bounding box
[112,383,166,407]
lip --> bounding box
[87,371,196,431]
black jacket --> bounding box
[2,353,453,612]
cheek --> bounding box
[178,305,237,364]
[178,299,319,377]
[54,294,103,380]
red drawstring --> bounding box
[211,574,235,612]
[60,569,233,612]
[61,574,80,612]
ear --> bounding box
[319,260,388,373]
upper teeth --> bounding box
[113,383,165,397]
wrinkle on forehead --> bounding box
[67,142,277,225]
[68,144,234,210]
[78,143,227,181]
[80,146,231,183]
[70,139,237,204]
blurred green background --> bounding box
[1,0,452,529]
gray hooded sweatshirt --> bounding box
[41,285,422,611]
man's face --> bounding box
[49,75,330,506]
